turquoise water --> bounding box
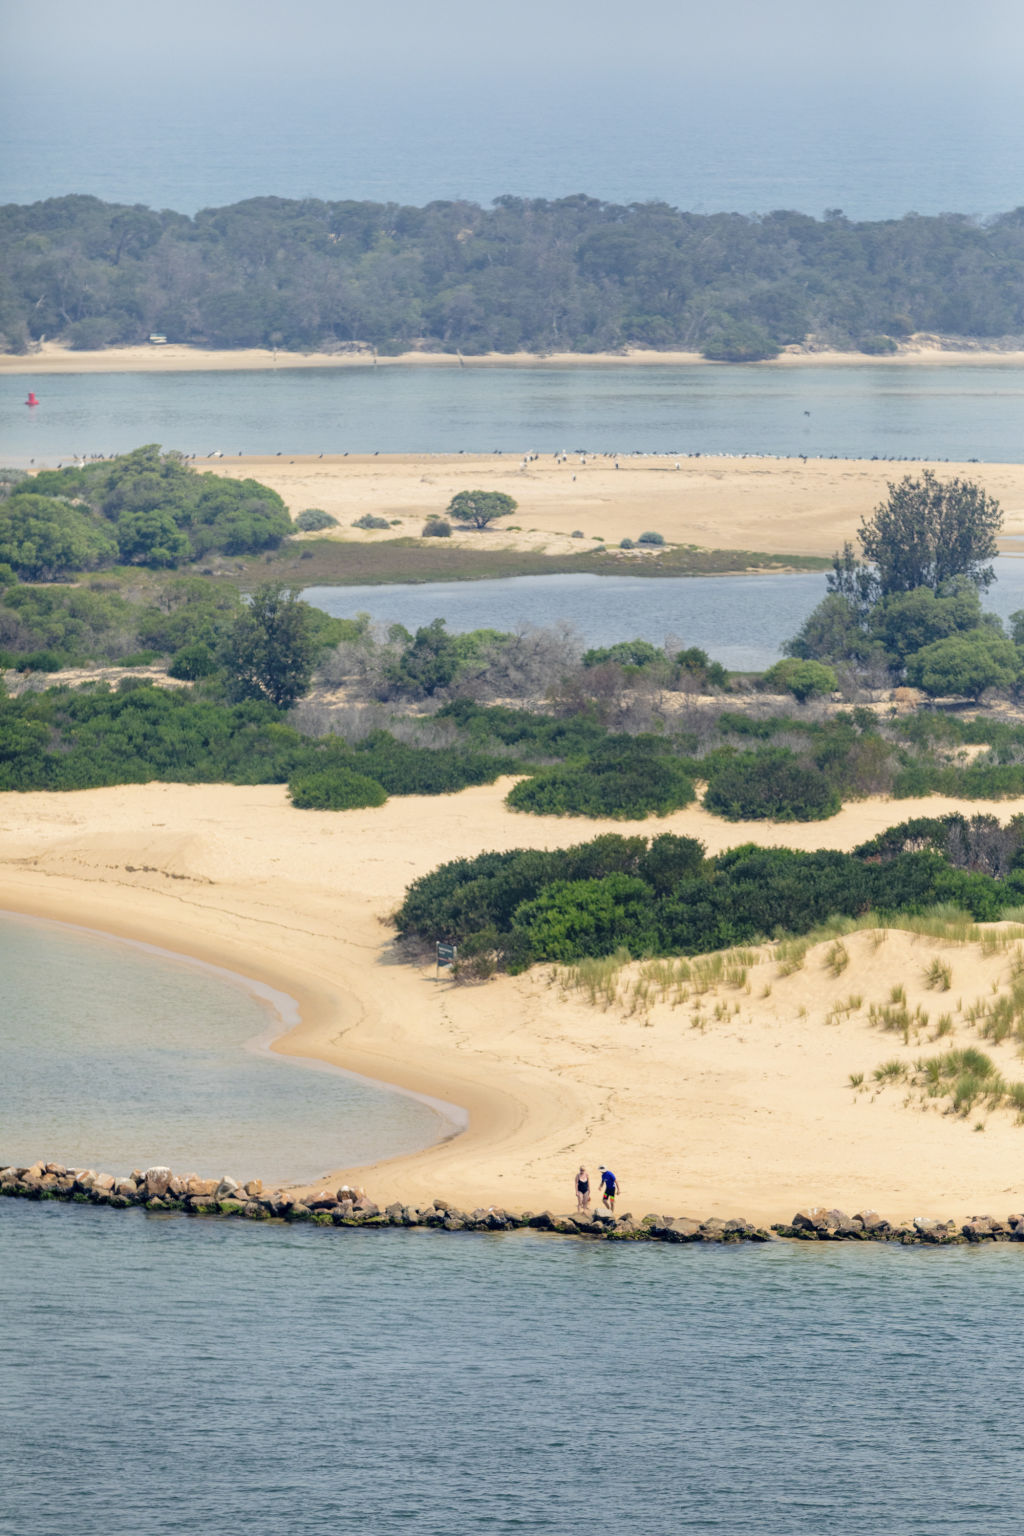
[0,912,452,1184]
[2,1202,1021,1535]
[5,362,1024,464]
[305,556,1024,671]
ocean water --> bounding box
[4,362,1024,466]
[2,1201,1022,1536]
[305,556,1024,670]
[0,912,451,1184]
[0,67,1020,222]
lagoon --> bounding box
[0,911,450,1183]
[305,557,1024,672]
[5,361,1024,465]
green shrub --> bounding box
[762,658,838,702]
[288,767,387,810]
[168,641,218,680]
[637,530,665,546]
[294,509,338,531]
[619,537,635,549]
[507,744,696,820]
[422,518,452,538]
[352,514,392,530]
[704,747,841,821]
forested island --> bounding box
[2,195,1023,359]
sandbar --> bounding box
[201,453,1024,561]
[3,778,1024,1225]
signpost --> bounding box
[436,941,457,978]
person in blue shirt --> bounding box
[598,1166,619,1212]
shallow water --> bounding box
[0,912,450,1183]
[2,1201,1021,1535]
[305,556,1024,670]
[5,362,1024,464]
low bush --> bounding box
[619,538,635,549]
[395,832,1015,969]
[637,531,665,546]
[352,514,392,530]
[762,658,838,702]
[704,747,841,821]
[168,641,218,680]
[506,741,696,819]
[288,767,387,810]
[294,509,338,532]
[422,518,452,538]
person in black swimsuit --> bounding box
[575,1166,591,1212]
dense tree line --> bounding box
[2,195,1023,356]
[395,830,1022,970]
[0,446,291,581]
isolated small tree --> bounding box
[446,490,517,529]
[858,471,1002,595]
[763,658,838,702]
[223,583,319,707]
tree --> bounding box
[858,472,1002,595]
[116,508,190,567]
[762,658,838,702]
[0,494,116,580]
[446,490,518,529]
[385,618,461,697]
[904,630,1019,700]
[223,584,319,708]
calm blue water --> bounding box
[2,1202,1022,1535]
[0,912,451,1184]
[0,66,1020,221]
[4,362,1024,465]
[305,556,1024,670]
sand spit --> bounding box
[193,453,1024,562]
[4,779,1024,1224]
[5,339,1024,375]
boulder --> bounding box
[114,1178,138,1199]
[244,1180,263,1197]
[186,1176,218,1197]
[143,1167,173,1198]
[215,1177,240,1200]
[355,1200,380,1219]
[433,1198,452,1213]
[386,1202,406,1225]
[527,1211,556,1230]
[286,1203,312,1221]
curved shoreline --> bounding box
[4,341,1024,376]
[6,780,1024,1224]
[0,904,468,1179]
[0,864,523,1205]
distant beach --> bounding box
[5,339,1024,376]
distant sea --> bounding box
[0,74,1020,221]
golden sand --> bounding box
[3,779,1024,1223]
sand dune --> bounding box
[4,778,1024,1224]
[199,453,1024,560]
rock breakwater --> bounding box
[4,1166,1024,1245]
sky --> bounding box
[1,0,1022,215]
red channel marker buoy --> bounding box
[26,392,39,407]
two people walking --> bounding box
[575,1165,619,1213]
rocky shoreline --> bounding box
[4,1163,1024,1245]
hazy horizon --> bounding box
[1,0,1021,218]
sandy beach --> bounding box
[5,339,1024,376]
[200,453,1024,560]
[4,778,1024,1225]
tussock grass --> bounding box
[924,958,952,991]
[868,1045,1024,1121]
[825,940,849,978]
